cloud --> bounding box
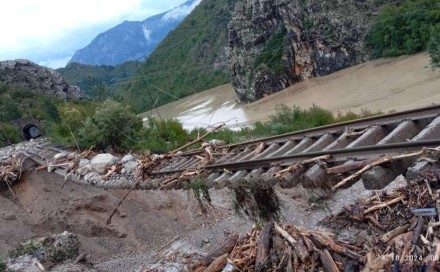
[39,54,74,69]
[0,0,188,68]
[161,0,202,22]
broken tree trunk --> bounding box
[327,158,378,174]
[202,234,239,266]
[203,254,228,272]
[255,222,274,271]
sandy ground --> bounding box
[140,53,440,129]
[0,167,370,271]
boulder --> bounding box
[90,154,117,174]
[121,154,135,164]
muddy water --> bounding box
[140,53,440,130]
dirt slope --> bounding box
[141,53,440,129]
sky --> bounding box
[0,0,189,68]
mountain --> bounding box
[120,0,237,113]
[68,0,201,66]
[0,59,84,100]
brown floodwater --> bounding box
[140,53,440,130]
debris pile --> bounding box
[179,170,440,271]
[0,157,22,194]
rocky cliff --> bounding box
[227,0,392,102]
[0,59,84,100]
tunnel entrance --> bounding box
[23,124,42,140]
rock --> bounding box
[78,159,90,168]
[77,165,92,176]
[121,154,135,164]
[0,59,84,100]
[382,175,407,195]
[6,255,42,272]
[7,231,79,271]
[54,152,68,163]
[227,0,393,102]
[90,154,118,174]
[122,161,137,173]
[84,172,101,184]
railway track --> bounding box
[22,105,440,192]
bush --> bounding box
[0,122,20,145]
[366,0,440,58]
[78,100,143,152]
[428,24,440,69]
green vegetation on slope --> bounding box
[57,61,138,98]
[366,0,440,58]
[120,0,237,113]
[428,24,440,69]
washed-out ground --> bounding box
[1,164,373,271]
[140,52,440,129]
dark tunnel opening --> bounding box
[23,124,41,140]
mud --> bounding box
[140,53,440,130]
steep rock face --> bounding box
[0,59,84,100]
[227,0,392,102]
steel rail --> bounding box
[177,104,440,157]
[151,139,440,175]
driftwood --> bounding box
[326,158,378,174]
[275,224,297,245]
[319,249,339,272]
[332,146,440,191]
[274,155,331,178]
[202,234,239,266]
[203,254,227,272]
[309,234,363,263]
[255,222,274,270]
[362,253,394,272]
[380,224,410,243]
[169,123,225,155]
[363,195,405,215]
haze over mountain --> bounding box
[68,0,201,66]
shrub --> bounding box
[428,24,440,69]
[0,122,20,145]
[78,100,143,152]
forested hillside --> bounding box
[118,0,237,113]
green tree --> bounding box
[87,76,111,101]
[78,100,143,152]
[0,98,21,122]
[428,24,440,69]
[366,0,440,58]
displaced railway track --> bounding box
[22,105,440,192]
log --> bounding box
[380,224,410,243]
[332,146,440,191]
[255,222,274,271]
[310,234,363,263]
[320,249,340,272]
[169,123,225,155]
[309,234,363,263]
[203,254,227,272]
[275,224,297,245]
[363,195,405,215]
[327,159,378,174]
[203,234,239,266]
